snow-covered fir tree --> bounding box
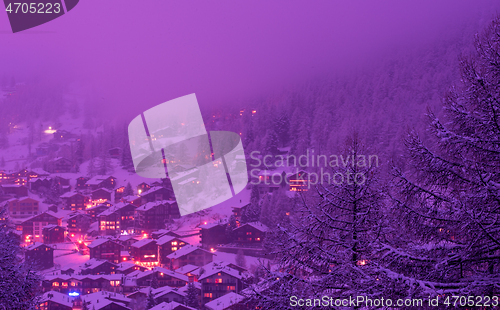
[388,16,500,296]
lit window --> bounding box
[204,293,212,298]
[246,232,252,235]
[52,282,59,287]
[171,247,177,251]
[215,278,222,283]
[171,241,177,246]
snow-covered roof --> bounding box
[198,262,242,281]
[26,242,52,251]
[198,220,226,229]
[204,292,245,310]
[131,238,156,248]
[87,238,115,248]
[140,186,165,195]
[150,301,196,310]
[117,262,136,271]
[86,175,116,185]
[60,191,85,198]
[166,245,213,259]
[135,200,175,212]
[136,268,188,283]
[177,282,201,293]
[98,202,134,216]
[156,235,188,246]
[80,258,116,270]
[92,187,112,193]
[153,286,186,298]
[38,291,74,308]
[234,221,269,232]
[174,264,199,275]
[81,290,131,305]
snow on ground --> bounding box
[52,252,89,274]
[213,251,270,271]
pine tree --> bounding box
[124,182,134,196]
[253,135,387,309]
[389,16,500,296]
[235,249,247,269]
[0,210,41,309]
[241,185,261,223]
[184,282,199,309]
[146,287,156,309]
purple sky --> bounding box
[0,0,498,120]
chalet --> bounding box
[231,200,250,225]
[12,176,28,186]
[0,170,14,183]
[157,235,188,265]
[29,178,51,192]
[61,268,75,276]
[175,264,200,282]
[42,274,124,295]
[108,147,122,159]
[151,229,182,240]
[136,182,151,195]
[25,242,54,270]
[81,291,131,310]
[76,176,90,189]
[116,262,148,274]
[38,291,74,310]
[256,170,285,195]
[48,204,58,213]
[135,267,188,288]
[91,188,112,204]
[287,170,309,192]
[19,211,62,242]
[135,200,180,233]
[166,245,214,269]
[60,191,91,211]
[1,184,28,197]
[131,239,158,266]
[80,258,118,275]
[42,224,65,244]
[233,222,268,246]
[150,301,196,310]
[67,212,91,234]
[98,202,137,235]
[53,175,71,186]
[87,238,122,263]
[153,286,186,304]
[199,263,244,305]
[86,175,117,190]
[53,130,74,141]
[204,292,246,310]
[14,168,41,180]
[114,186,125,202]
[114,234,140,252]
[45,157,74,173]
[6,197,39,218]
[200,222,228,250]
[121,195,142,207]
[139,186,174,204]
[86,202,111,220]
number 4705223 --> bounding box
[5,2,61,14]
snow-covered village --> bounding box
[1,1,500,310]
